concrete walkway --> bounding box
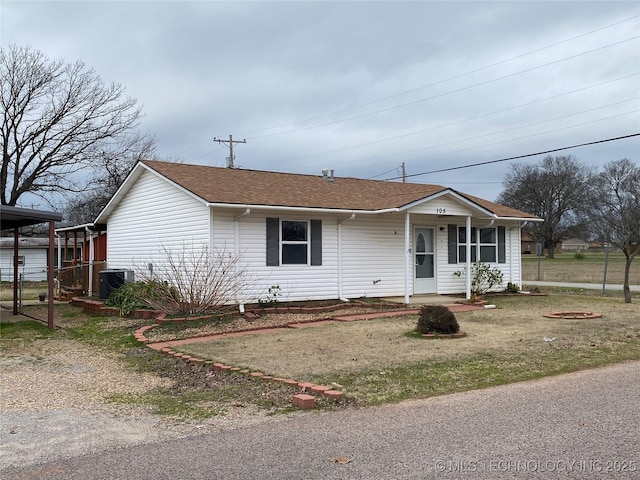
[524,280,640,292]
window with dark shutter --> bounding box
[311,219,322,265]
[448,224,457,264]
[266,218,322,266]
[266,217,279,266]
[498,226,506,263]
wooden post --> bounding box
[48,221,55,329]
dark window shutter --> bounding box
[498,226,506,263]
[310,219,322,266]
[448,224,458,264]
[266,218,279,266]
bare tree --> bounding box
[1,44,143,206]
[584,159,639,303]
[498,155,594,258]
[64,132,155,224]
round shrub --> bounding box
[416,304,460,334]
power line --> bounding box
[384,133,640,181]
[288,78,639,162]
[245,36,639,140]
[238,14,639,138]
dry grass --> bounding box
[0,281,48,301]
[179,294,640,382]
[522,252,639,284]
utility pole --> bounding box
[401,162,406,183]
[213,135,246,168]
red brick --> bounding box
[298,382,315,390]
[324,390,344,400]
[261,376,273,381]
[283,379,299,386]
[310,385,332,394]
[250,372,264,378]
[292,394,315,409]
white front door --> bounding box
[414,227,436,294]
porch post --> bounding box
[47,221,55,329]
[88,228,95,297]
[466,216,472,300]
[12,227,19,315]
[404,211,411,304]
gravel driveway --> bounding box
[0,322,284,471]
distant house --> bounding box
[0,236,86,282]
[95,160,540,303]
[562,238,589,252]
[0,237,51,281]
[521,233,561,256]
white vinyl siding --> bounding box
[232,211,339,303]
[0,248,49,281]
[408,197,474,217]
[340,214,407,299]
[106,170,210,273]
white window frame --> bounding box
[280,219,310,265]
[458,226,498,263]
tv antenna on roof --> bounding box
[213,135,246,168]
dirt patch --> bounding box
[176,295,640,380]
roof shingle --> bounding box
[141,160,537,219]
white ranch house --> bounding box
[95,160,540,304]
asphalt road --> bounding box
[3,361,638,480]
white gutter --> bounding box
[404,211,411,304]
[234,209,251,306]
[205,202,400,216]
[337,214,356,301]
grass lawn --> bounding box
[6,254,640,418]
[522,252,639,284]
[177,293,640,406]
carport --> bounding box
[0,205,63,328]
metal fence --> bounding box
[0,261,106,311]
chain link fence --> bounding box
[0,261,106,311]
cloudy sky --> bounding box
[2,0,639,203]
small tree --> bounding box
[455,262,504,300]
[136,242,253,316]
[584,159,639,303]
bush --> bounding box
[574,251,585,260]
[454,262,504,300]
[105,280,177,317]
[505,282,520,293]
[416,305,460,334]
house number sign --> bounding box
[436,208,446,214]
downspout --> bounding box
[516,221,527,289]
[234,209,250,308]
[338,214,356,302]
[404,211,411,304]
[85,226,95,297]
[466,216,472,300]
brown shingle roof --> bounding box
[141,160,538,219]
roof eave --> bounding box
[205,202,401,215]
